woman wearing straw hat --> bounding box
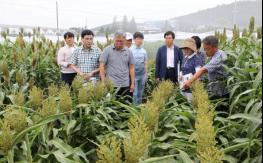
[179,38,202,102]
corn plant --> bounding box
[97,137,122,163]
[192,81,224,163]
[0,21,262,162]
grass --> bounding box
[144,40,183,59]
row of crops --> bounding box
[0,18,262,162]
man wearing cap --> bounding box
[125,33,133,48]
[179,38,202,102]
[100,32,135,103]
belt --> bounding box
[167,67,175,70]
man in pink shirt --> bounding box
[57,32,77,85]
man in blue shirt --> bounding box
[131,32,148,105]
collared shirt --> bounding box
[100,45,135,87]
[183,53,197,66]
[204,50,229,96]
[167,46,175,68]
[70,45,101,79]
[57,45,76,73]
[181,53,202,93]
[131,46,148,76]
[182,53,202,72]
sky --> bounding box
[0,0,241,29]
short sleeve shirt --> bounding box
[204,50,229,96]
[182,54,202,76]
[100,45,135,87]
[70,45,101,79]
[131,46,148,76]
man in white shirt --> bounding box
[167,46,175,68]
[57,32,77,85]
[155,31,183,84]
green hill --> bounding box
[172,0,262,31]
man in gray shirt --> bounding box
[100,32,135,102]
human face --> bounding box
[125,39,132,48]
[203,43,218,57]
[114,36,126,50]
[82,35,94,49]
[134,38,144,48]
[65,36,74,47]
[165,35,174,47]
[182,48,194,56]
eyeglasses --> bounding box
[115,40,124,43]
[83,37,93,41]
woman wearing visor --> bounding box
[179,38,202,102]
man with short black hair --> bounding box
[100,32,135,102]
[183,35,229,99]
[69,30,101,82]
[57,32,76,85]
[155,31,183,84]
[131,32,148,105]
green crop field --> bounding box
[0,18,262,163]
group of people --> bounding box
[57,29,229,106]
[57,30,147,104]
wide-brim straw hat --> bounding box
[180,38,197,52]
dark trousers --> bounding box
[115,87,133,103]
[61,73,77,86]
[164,68,178,84]
[210,94,230,113]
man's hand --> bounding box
[78,72,85,76]
[155,78,161,85]
[179,75,183,81]
[100,63,106,82]
[156,78,160,84]
[183,80,192,90]
[130,83,135,93]
[84,72,94,81]
[144,74,148,82]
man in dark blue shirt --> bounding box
[155,31,183,84]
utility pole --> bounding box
[233,0,238,26]
[85,17,88,29]
[56,1,60,43]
